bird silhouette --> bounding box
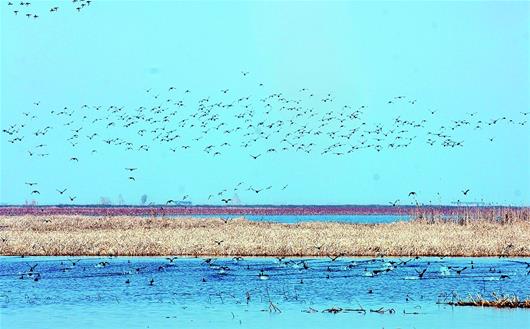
[415,268,427,279]
[258,270,269,280]
[454,266,467,275]
[28,263,38,272]
[68,259,81,266]
[328,254,344,261]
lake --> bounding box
[186,214,410,223]
[1,256,528,328]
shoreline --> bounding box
[1,215,529,257]
[2,255,530,259]
[1,205,527,217]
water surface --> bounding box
[1,256,528,328]
[186,214,409,223]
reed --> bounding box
[448,294,530,308]
[1,213,529,256]
[413,207,530,225]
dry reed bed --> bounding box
[0,215,529,256]
[449,294,530,308]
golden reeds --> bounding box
[449,294,530,308]
[1,214,529,256]
[413,207,530,225]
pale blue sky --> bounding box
[1,1,529,205]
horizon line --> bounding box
[0,203,528,208]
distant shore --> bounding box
[1,212,529,257]
[0,205,526,217]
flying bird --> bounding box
[328,254,344,261]
[416,268,427,279]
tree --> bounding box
[231,193,241,205]
[25,199,37,206]
[99,196,111,205]
[117,194,125,205]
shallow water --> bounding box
[184,214,410,223]
[1,256,529,328]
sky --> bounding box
[1,0,529,206]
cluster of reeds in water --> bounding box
[412,207,530,225]
[449,293,530,309]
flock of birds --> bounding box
[6,255,530,314]
[5,0,93,18]
[13,255,530,290]
[3,70,529,204]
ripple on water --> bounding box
[0,256,529,329]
